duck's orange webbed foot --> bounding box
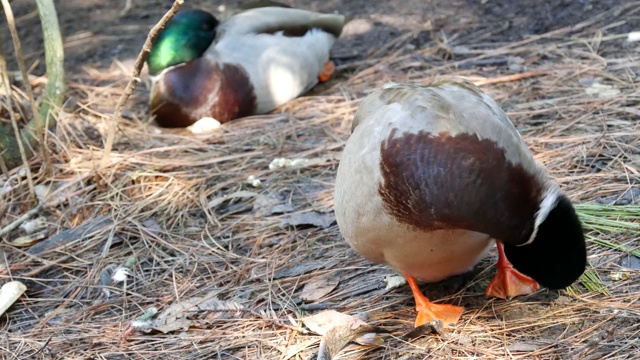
[318,60,335,82]
[485,242,539,299]
[405,274,464,328]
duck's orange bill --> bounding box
[485,242,540,299]
[404,274,464,328]
[318,60,335,82]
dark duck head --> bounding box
[504,193,587,289]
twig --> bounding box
[100,0,184,168]
[473,70,549,86]
[1,0,50,174]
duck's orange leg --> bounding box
[318,60,335,82]
[485,242,539,299]
[404,274,464,328]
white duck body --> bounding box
[334,79,558,282]
[213,7,342,112]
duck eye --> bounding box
[202,21,215,31]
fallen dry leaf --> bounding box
[318,323,384,360]
[301,272,340,301]
[10,231,49,247]
[303,310,387,360]
[404,319,445,340]
[152,292,245,333]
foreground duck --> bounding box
[146,7,347,127]
[334,78,587,327]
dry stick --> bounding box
[473,70,549,86]
[1,0,50,175]
[0,41,36,202]
[100,0,184,168]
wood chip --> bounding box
[26,215,114,255]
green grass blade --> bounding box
[570,203,639,295]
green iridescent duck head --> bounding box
[147,9,219,76]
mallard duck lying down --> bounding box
[147,6,347,127]
[334,78,587,327]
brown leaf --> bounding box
[318,324,384,360]
[152,293,245,333]
[301,273,340,301]
[404,320,445,340]
[9,231,48,247]
[303,310,387,360]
